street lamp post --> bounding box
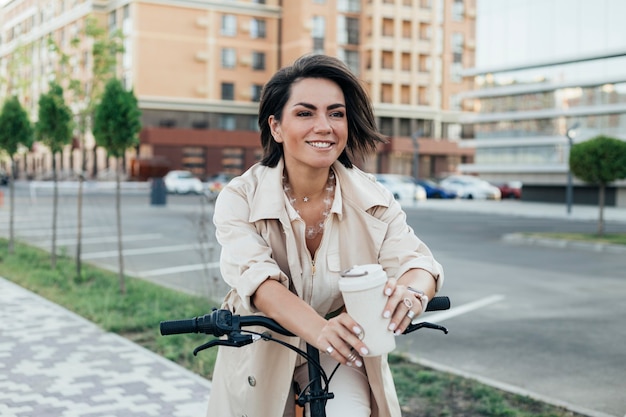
[565,122,580,215]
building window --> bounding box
[382,51,393,69]
[451,33,464,82]
[108,10,117,32]
[381,83,393,103]
[382,18,394,37]
[337,0,360,12]
[250,18,266,38]
[339,49,359,75]
[221,48,236,68]
[219,115,236,130]
[222,147,244,171]
[419,22,431,40]
[221,15,237,36]
[452,0,464,21]
[251,84,263,102]
[312,16,325,53]
[182,146,205,176]
[379,117,393,135]
[252,52,265,70]
[221,82,234,100]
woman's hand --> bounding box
[316,313,369,367]
[382,270,436,335]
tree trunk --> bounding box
[597,184,605,236]
[76,172,84,279]
[8,157,16,254]
[51,153,58,268]
[116,158,126,294]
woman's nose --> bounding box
[313,116,332,133]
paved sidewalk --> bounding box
[0,277,211,417]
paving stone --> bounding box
[0,277,211,417]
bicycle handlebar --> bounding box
[160,296,450,337]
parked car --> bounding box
[415,179,457,199]
[439,175,501,200]
[374,174,427,202]
[163,170,203,194]
[493,181,523,199]
[206,172,237,194]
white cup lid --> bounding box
[339,264,386,292]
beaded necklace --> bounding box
[283,170,336,239]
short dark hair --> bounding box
[258,54,387,168]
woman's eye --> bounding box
[330,111,345,118]
[297,111,312,117]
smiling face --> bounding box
[269,77,348,173]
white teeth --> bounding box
[309,142,332,148]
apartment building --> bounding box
[457,0,626,206]
[0,0,475,181]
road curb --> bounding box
[502,233,626,254]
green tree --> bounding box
[569,134,626,236]
[36,82,74,268]
[0,96,34,253]
[50,15,124,279]
[93,78,141,294]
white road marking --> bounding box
[14,226,113,237]
[82,243,199,260]
[56,233,163,246]
[138,262,220,277]
[423,294,505,322]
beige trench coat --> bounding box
[207,160,444,417]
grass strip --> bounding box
[0,239,587,417]
[522,232,626,246]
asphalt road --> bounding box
[2,182,625,417]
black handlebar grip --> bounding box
[160,318,199,335]
[425,296,450,312]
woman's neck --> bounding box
[283,165,332,202]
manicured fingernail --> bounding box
[388,322,396,331]
[360,347,369,355]
[383,310,391,318]
[385,288,392,296]
[394,329,402,336]
[355,360,363,367]
[353,326,362,335]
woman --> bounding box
[208,54,444,417]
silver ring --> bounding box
[326,346,334,355]
[403,297,414,309]
[347,351,358,362]
[406,310,416,320]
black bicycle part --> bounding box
[159,296,451,415]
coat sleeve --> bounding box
[213,185,289,312]
[371,195,444,291]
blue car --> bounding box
[416,179,457,199]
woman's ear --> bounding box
[269,115,283,143]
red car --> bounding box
[495,181,522,199]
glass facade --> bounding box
[461,0,626,178]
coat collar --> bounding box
[248,158,389,223]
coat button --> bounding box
[248,376,256,386]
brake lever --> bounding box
[404,321,449,335]
[193,332,255,355]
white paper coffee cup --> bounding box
[338,264,395,356]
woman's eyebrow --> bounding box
[293,102,346,110]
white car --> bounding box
[163,170,204,194]
[374,174,427,202]
[439,175,501,200]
